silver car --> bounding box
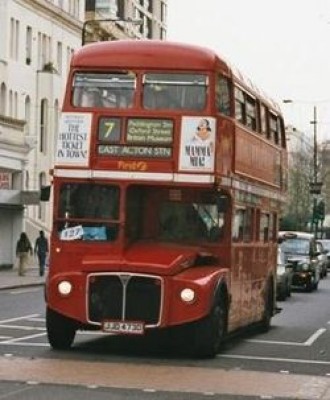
[316,241,328,278]
[317,239,330,270]
[276,246,293,301]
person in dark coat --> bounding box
[34,230,49,277]
[16,232,33,276]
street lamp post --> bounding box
[310,106,320,236]
[311,106,318,187]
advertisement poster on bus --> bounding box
[55,113,92,167]
[178,116,216,172]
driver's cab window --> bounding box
[57,183,120,242]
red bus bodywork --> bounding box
[45,40,287,357]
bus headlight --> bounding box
[180,288,195,303]
[58,280,73,296]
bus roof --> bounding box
[71,39,281,112]
[72,40,229,72]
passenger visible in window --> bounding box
[80,87,103,107]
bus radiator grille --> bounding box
[87,274,162,326]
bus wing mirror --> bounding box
[40,185,51,201]
[216,196,229,213]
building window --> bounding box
[38,172,47,221]
[0,83,6,115]
[26,26,32,65]
[40,99,48,153]
[9,90,13,117]
[57,42,62,75]
[53,99,60,158]
[14,91,18,118]
[25,96,31,135]
[38,33,51,70]
[25,171,29,190]
[161,1,167,23]
[15,20,19,61]
[10,18,19,60]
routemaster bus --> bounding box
[45,39,287,358]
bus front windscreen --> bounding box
[57,183,120,242]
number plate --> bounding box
[102,320,145,335]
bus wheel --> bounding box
[192,294,228,358]
[46,307,76,350]
[260,282,273,332]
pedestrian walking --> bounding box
[16,232,33,276]
[34,230,49,277]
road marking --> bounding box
[0,324,46,331]
[0,314,39,324]
[304,328,327,345]
[245,328,327,346]
[219,354,330,365]
[0,342,48,347]
[1,332,47,344]
[10,288,41,294]
[28,317,45,322]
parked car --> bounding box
[317,239,330,270]
[276,246,293,301]
[316,240,328,278]
[278,231,321,292]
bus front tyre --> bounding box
[46,307,76,350]
[191,295,228,358]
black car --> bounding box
[278,231,321,292]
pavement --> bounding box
[0,265,45,290]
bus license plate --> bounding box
[102,320,145,335]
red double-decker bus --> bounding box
[45,40,287,358]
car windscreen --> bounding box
[280,238,310,255]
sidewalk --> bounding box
[0,265,45,290]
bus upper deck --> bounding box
[55,40,286,195]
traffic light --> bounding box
[315,200,325,221]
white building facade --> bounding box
[0,0,84,268]
[0,0,167,268]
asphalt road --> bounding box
[1,277,330,399]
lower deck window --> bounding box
[56,183,120,242]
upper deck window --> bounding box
[269,112,280,144]
[143,73,208,111]
[260,104,268,136]
[234,87,245,123]
[72,72,136,109]
[216,75,231,116]
[245,95,257,131]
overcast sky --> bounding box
[167,0,330,142]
